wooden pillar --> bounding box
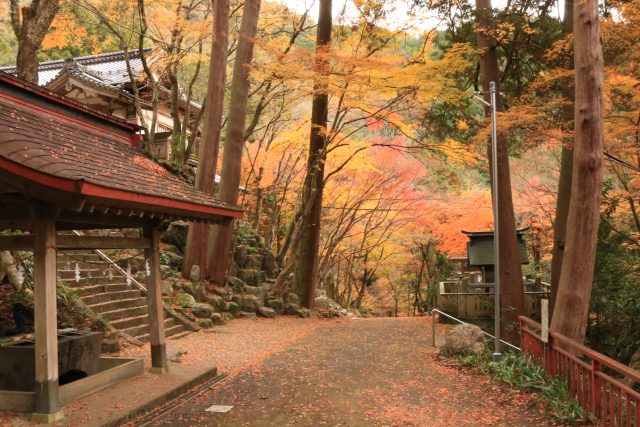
[32,215,64,422]
[144,222,168,373]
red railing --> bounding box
[519,316,640,426]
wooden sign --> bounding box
[541,299,549,343]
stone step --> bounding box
[62,276,128,286]
[168,330,192,340]
[80,289,143,306]
[58,269,121,280]
[89,297,148,314]
[57,253,104,263]
[110,313,150,330]
[77,283,132,296]
[136,323,185,342]
[101,305,148,322]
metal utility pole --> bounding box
[473,81,502,362]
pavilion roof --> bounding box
[0,71,241,224]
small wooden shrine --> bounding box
[0,71,242,422]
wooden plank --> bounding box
[144,223,168,373]
[32,215,61,417]
[0,234,35,250]
[56,235,150,250]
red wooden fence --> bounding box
[519,316,640,426]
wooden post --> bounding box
[144,222,168,373]
[32,215,64,422]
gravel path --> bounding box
[140,317,559,427]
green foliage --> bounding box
[587,180,640,363]
[459,352,586,423]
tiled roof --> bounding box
[0,49,149,86]
[0,74,241,222]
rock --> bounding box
[285,293,300,308]
[243,285,266,305]
[441,323,486,356]
[123,228,141,238]
[189,265,201,282]
[237,311,257,319]
[206,294,225,311]
[192,303,214,319]
[266,298,284,314]
[314,295,332,309]
[227,276,245,293]
[162,221,189,253]
[197,318,213,328]
[257,307,276,318]
[211,312,225,325]
[237,269,264,286]
[161,250,184,270]
[245,254,263,270]
[263,250,277,278]
[161,279,174,297]
[225,301,240,315]
[101,338,121,353]
[160,265,173,280]
[284,303,299,315]
[222,312,234,322]
[174,292,196,308]
[234,245,249,268]
[239,294,261,312]
[175,307,196,321]
[212,286,233,300]
[349,309,361,317]
[186,281,206,302]
[315,289,327,298]
[296,308,312,318]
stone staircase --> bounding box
[57,250,190,342]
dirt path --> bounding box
[142,317,557,427]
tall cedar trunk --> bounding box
[182,0,230,278]
[549,0,575,318]
[550,0,604,343]
[476,0,525,342]
[10,0,60,83]
[207,0,262,285]
[294,0,332,308]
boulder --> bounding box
[234,245,249,268]
[237,311,257,319]
[185,281,206,302]
[227,276,245,293]
[441,323,486,356]
[237,269,264,286]
[239,294,261,312]
[160,265,173,280]
[266,298,284,314]
[315,289,327,298]
[263,250,277,278]
[192,303,214,319]
[211,312,225,325]
[161,250,184,270]
[296,308,312,318]
[222,312,234,322]
[285,292,301,308]
[243,285,266,305]
[245,254,263,270]
[174,292,196,308]
[225,301,240,315]
[284,303,299,315]
[206,294,226,311]
[258,307,276,318]
[212,286,233,300]
[189,265,201,282]
[161,279,174,297]
[162,221,189,253]
[197,318,213,328]
[175,307,196,321]
[101,338,121,353]
[314,296,332,309]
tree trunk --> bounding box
[550,0,604,344]
[183,0,230,279]
[475,0,526,342]
[10,0,61,83]
[549,0,575,318]
[207,0,262,285]
[294,0,332,308]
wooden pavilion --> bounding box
[0,71,242,422]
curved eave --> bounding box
[0,157,242,223]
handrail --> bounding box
[430,308,521,352]
[70,230,199,332]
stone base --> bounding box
[149,366,170,375]
[31,409,64,423]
